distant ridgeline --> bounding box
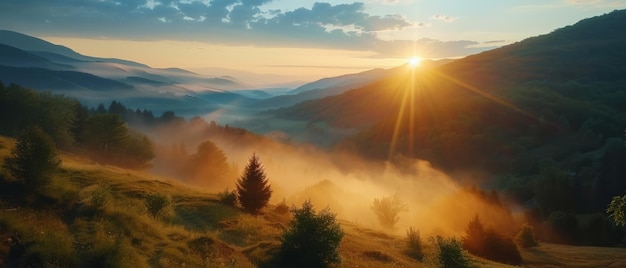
[0,82,255,169]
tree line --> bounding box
[0,82,153,168]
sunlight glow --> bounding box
[408,57,422,67]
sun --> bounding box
[408,56,422,67]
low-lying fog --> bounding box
[147,119,522,237]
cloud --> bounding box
[431,14,455,22]
[565,0,602,4]
[371,0,414,5]
[372,38,496,58]
[483,40,506,44]
[0,0,485,58]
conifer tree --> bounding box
[236,153,272,214]
[3,125,61,191]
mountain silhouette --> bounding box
[268,9,626,176]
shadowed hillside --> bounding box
[265,9,626,246]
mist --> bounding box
[146,118,524,237]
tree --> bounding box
[432,236,473,268]
[463,214,522,265]
[83,114,129,155]
[278,200,344,267]
[405,227,424,261]
[607,192,626,226]
[187,140,230,184]
[371,192,407,229]
[144,193,170,219]
[515,224,539,248]
[236,153,272,214]
[3,126,61,191]
[463,214,486,255]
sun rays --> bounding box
[384,64,542,163]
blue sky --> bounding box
[1,0,624,80]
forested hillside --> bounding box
[269,10,626,245]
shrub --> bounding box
[371,192,407,229]
[515,224,538,248]
[144,193,170,219]
[274,198,289,214]
[607,192,626,226]
[90,185,112,210]
[218,188,237,206]
[2,126,61,191]
[432,236,473,268]
[405,226,423,261]
[236,153,272,214]
[278,200,344,267]
[463,214,522,265]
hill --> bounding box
[0,30,148,68]
[2,136,625,267]
[0,30,256,116]
[263,9,626,236]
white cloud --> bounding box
[431,14,455,23]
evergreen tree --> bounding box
[187,140,230,184]
[236,153,272,214]
[278,200,344,267]
[3,126,61,191]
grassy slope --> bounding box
[1,135,625,267]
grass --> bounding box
[2,135,626,267]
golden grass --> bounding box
[2,135,626,267]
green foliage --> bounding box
[90,185,112,210]
[218,188,237,206]
[432,236,473,268]
[275,198,290,214]
[83,114,154,168]
[278,200,344,267]
[516,224,539,248]
[405,226,423,261]
[607,192,626,227]
[236,153,272,214]
[462,214,522,265]
[371,192,407,229]
[0,84,79,149]
[2,126,61,191]
[144,193,170,219]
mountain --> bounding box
[263,10,626,216]
[0,30,256,116]
[253,68,393,108]
[0,65,133,91]
[0,30,148,67]
[0,44,73,70]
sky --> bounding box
[1,0,625,82]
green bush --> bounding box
[515,224,539,248]
[218,188,237,206]
[277,200,344,267]
[144,193,170,219]
[274,198,289,214]
[90,185,112,210]
[405,226,423,261]
[2,126,61,191]
[432,236,473,268]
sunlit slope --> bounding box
[2,136,626,267]
[271,10,626,175]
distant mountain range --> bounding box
[0,29,404,116]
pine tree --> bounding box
[236,153,272,214]
[3,125,61,191]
